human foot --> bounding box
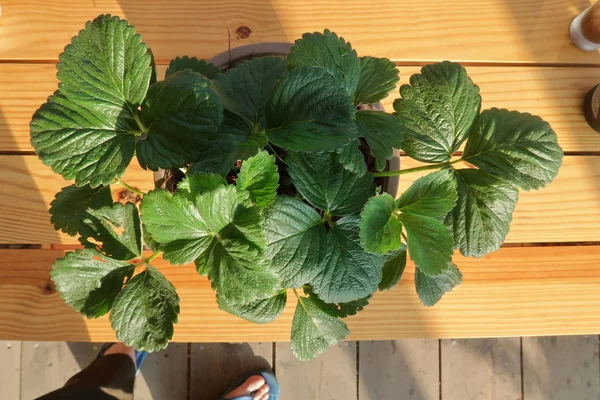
[224,375,270,400]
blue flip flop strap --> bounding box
[134,351,148,374]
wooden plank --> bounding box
[382,65,600,154]
[134,343,188,400]
[441,338,521,400]
[190,343,272,400]
[0,341,21,399]
[20,341,101,399]
[3,63,600,153]
[398,156,600,243]
[0,156,154,244]
[0,64,57,153]
[1,155,596,245]
[1,0,598,64]
[523,336,600,400]
[276,341,356,399]
[1,246,600,342]
[358,339,439,400]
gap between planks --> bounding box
[3,58,600,68]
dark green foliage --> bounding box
[33,19,562,362]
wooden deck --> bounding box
[2,337,599,399]
[2,0,600,398]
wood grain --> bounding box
[0,156,154,244]
[3,63,600,153]
[398,156,600,243]
[134,343,188,400]
[441,338,522,400]
[0,341,21,400]
[276,341,356,399]
[0,0,598,64]
[359,340,439,400]
[1,247,600,342]
[523,336,600,400]
[191,343,272,400]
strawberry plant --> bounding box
[31,15,563,360]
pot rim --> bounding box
[208,42,293,69]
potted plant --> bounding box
[31,15,563,361]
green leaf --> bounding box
[141,188,235,264]
[237,150,279,207]
[445,169,518,257]
[304,286,371,318]
[264,197,327,288]
[217,291,287,324]
[141,187,278,303]
[148,47,159,85]
[214,57,287,127]
[355,110,404,172]
[359,193,403,254]
[286,151,376,215]
[79,202,143,260]
[394,61,481,163]
[142,223,161,252]
[291,295,349,361]
[49,184,113,236]
[265,67,357,152]
[210,110,271,171]
[288,30,360,96]
[415,263,462,306]
[379,244,407,290]
[31,92,138,188]
[30,15,151,187]
[396,169,458,217]
[335,140,368,177]
[187,140,237,176]
[462,108,563,190]
[398,213,453,276]
[313,216,384,303]
[166,56,222,79]
[51,248,134,318]
[137,70,223,170]
[337,296,371,317]
[354,56,400,105]
[110,265,180,352]
[177,172,227,202]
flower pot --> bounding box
[155,42,401,197]
[584,83,600,133]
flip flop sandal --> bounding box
[217,369,280,400]
[97,343,148,375]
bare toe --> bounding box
[253,383,270,400]
[225,375,266,399]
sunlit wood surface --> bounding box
[1,0,600,345]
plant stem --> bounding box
[372,158,463,178]
[145,251,163,264]
[115,178,145,196]
[268,144,286,165]
[401,232,408,243]
[321,212,335,228]
[132,112,147,134]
